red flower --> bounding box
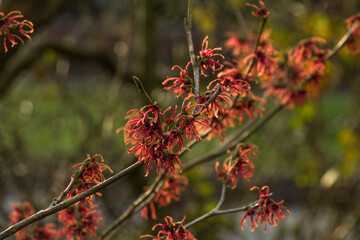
[216,143,258,188]
[9,201,56,239]
[141,201,157,220]
[163,152,183,175]
[208,76,250,96]
[68,154,113,200]
[124,105,163,147]
[72,154,113,184]
[230,94,266,123]
[265,86,307,108]
[246,1,269,18]
[240,186,290,232]
[0,11,34,52]
[33,224,57,240]
[244,47,278,79]
[155,176,188,207]
[162,105,189,152]
[163,63,193,99]
[345,14,360,54]
[288,37,326,65]
[141,176,188,220]
[176,100,211,142]
[198,36,224,76]
[58,200,102,240]
[196,91,231,118]
[142,216,196,240]
[224,32,253,56]
[240,209,258,232]
[203,113,235,141]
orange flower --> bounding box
[142,216,196,240]
[163,62,193,99]
[246,1,270,18]
[58,200,102,240]
[9,201,56,239]
[240,186,290,232]
[216,143,258,188]
[345,14,360,54]
[141,176,188,220]
[0,11,34,52]
[198,36,224,76]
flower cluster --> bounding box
[263,37,328,108]
[123,101,211,175]
[216,143,258,188]
[68,154,113,200]
[0,11,34,52]
[8,201,56,240]
[141,176,188,220]
[142,216,196,240]
[240,186,290,232]
[58,199,102,240]
[346,14,360,54]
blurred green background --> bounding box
[0,0,360,239]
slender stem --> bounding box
[184,193,272,229]
[325,21,358,60]
[0,160,144,240]
[184,0,201,97]
[132,76,155,105]
[244,16,267,76]
[233,16,267,106]
[215,183,227,210]
[100,174,165,240]
[51,158,89,206]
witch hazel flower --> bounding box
[141,176,188,220]
[58,199,102,240]
[197,36,224,76]
[288,37,326,65]
[216,143,258,188]
[225,32,253,56]
[0,11,34,52]
[68,154,113,201]
[162,62,194,99]
[196,91,232,118]
[230,94,266,122]
[177,100,211,142]
[208,75,250,96]
[345,14,360,54]
[142,216,196,240]
[244,46,279,80]
[8,201,56,240]
[240,186,290,232]
[246,1,270,18]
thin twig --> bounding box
[325,20,358,60]
[184,193,272,229]
[244,16,267,76]
[184,0,201,97]
[51,158,90,206]
[100,173,165,240]
[132,76,155,105]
